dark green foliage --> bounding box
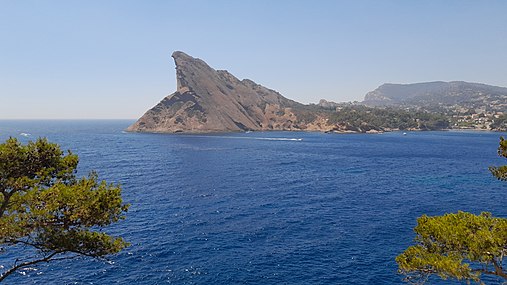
[327,106,450,131]
[0,138,128,282]
[397,137,507,284]
[396,212,507,284]
[489,136,507,181]
[294,110,318,124]
[490,114,507,131]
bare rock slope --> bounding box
[127,51,332,133]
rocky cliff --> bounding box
[128,51,331,133]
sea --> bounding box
[0,120,505,285]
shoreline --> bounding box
[125,127,507,135]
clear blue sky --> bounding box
[1,0,507,119]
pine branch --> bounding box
[0,251,61,282]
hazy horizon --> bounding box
[2,0,507,119]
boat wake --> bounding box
[186,135,303,142]
[253,137,303,141]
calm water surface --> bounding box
[0,120,505,284]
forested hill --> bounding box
[363,81,507,111]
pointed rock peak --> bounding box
[170,51,211,92]
[172,51,193,61]
[172,51,194,69]
[171,51,210,69]
[128,51,310,133]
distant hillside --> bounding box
[363,81,507,111]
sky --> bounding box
[1,0,507,119]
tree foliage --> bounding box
[327,106,450,131]
[396,138,507,284]
[489,136,507,181]
[0,137,129,282]
[490,115,507,132]
[396,212,507,284]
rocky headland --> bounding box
[128,51,336,133]
[130,52,506,134]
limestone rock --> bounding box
[127,51,315,133]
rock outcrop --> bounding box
[127,51,321,133]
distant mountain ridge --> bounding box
[363,81,507,110]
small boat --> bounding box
[403,132,407,136]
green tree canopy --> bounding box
[396,211,507,284]
[396,137,507,284]
[489,136,507,181]
[0,137,129,282]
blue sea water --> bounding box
[0,120,506,284]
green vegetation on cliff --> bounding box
[325,106,450,132]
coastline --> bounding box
[125,126,507,135]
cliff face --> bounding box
[127,51,312,133]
